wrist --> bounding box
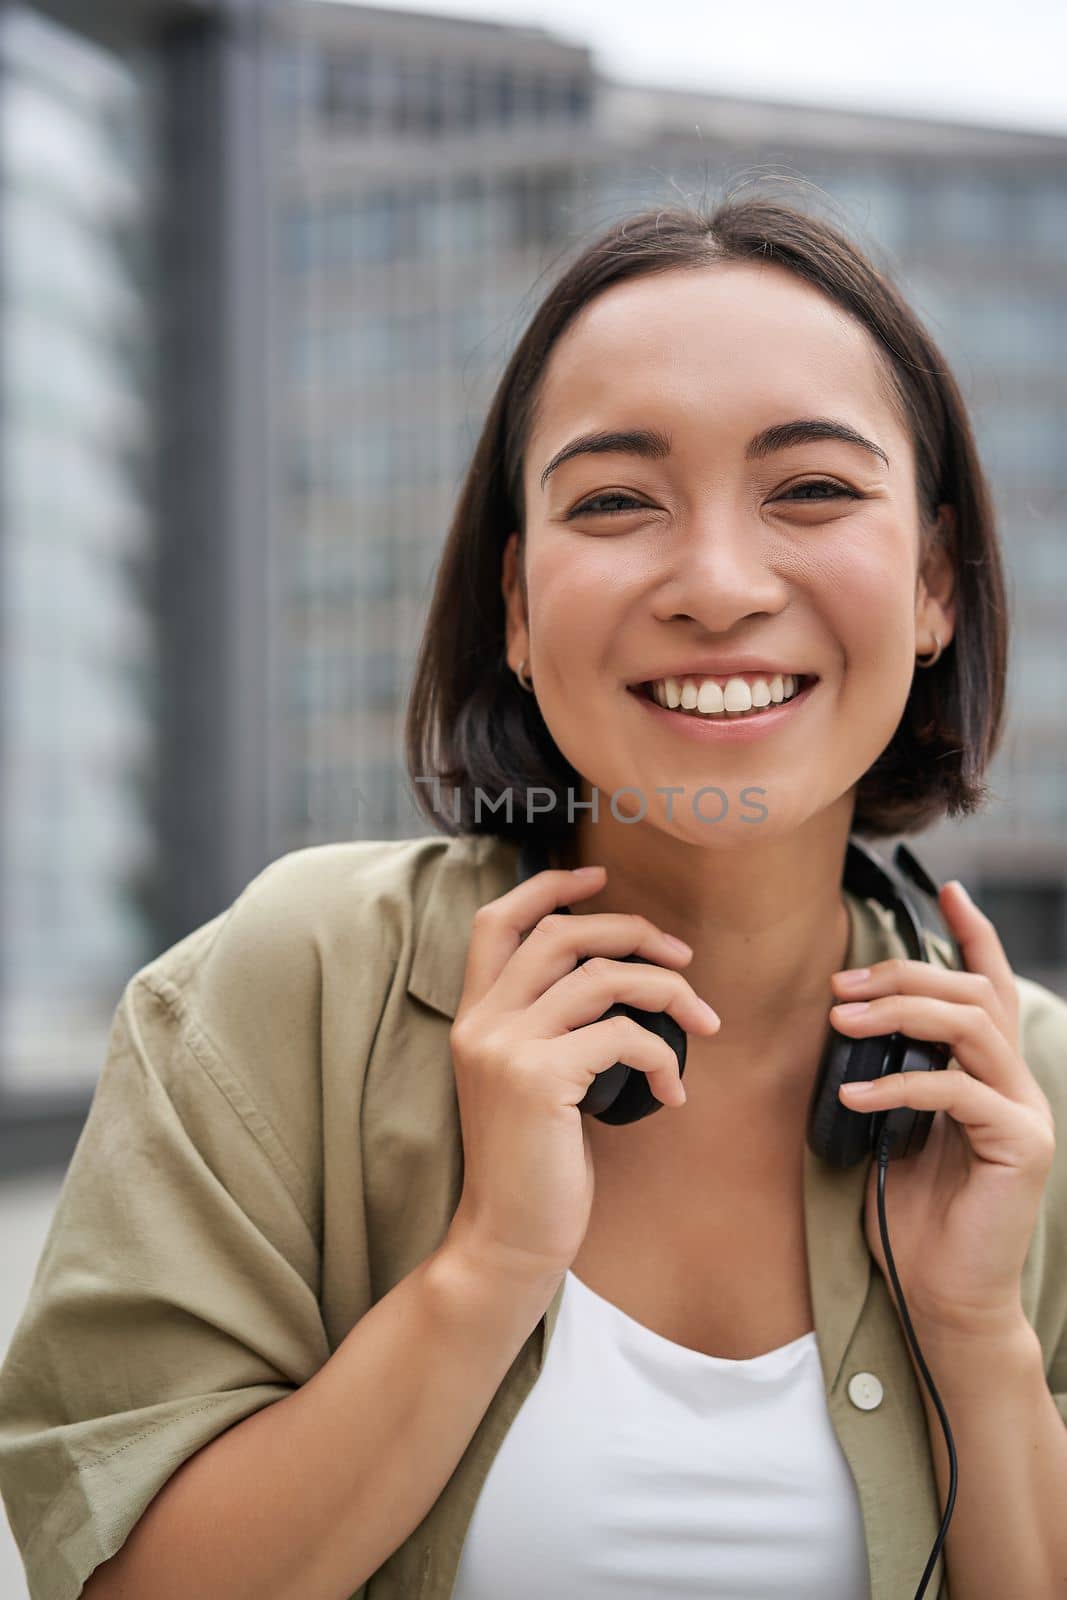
[906,1297,1037,1353]
[430,1233,567,1317]
[905,1305,1043,1392]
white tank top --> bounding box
[452,1269,871,1598]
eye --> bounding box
[781,479,861,502]
[566,480,863,519]
[566,491,645,518]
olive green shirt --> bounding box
[1,832,1066,1600]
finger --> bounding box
[838,1067,1054,1171]
[491,908,700,1014]
[830,994,1042,1108]
[831,958,1011,1041]
[526,955,720,1040]
[936,880,1020,1032]
[527,1015,688,1110]
[459,868,610,1009]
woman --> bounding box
[1,198,1066,1600]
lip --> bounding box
[627,676,819,742]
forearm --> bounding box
[909,1315,1067,1598]
[83,1244,560,1600]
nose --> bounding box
[651,511,789,629]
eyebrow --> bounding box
[538,417,890,492]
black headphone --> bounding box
[517,829,963,1596]
[515,832,961,1162]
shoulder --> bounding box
[132,833,497,1022]
[104,840,462,1189]
[113,833,512,1189]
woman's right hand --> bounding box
[443,865,721,1290]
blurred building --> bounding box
[0,4,159,1132]
[1,0,1065,1174]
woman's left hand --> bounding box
[829,880,1056,1340]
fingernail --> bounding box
[664,933,693,954]
[698,998,720,1024]
[950,879,972,903]
[834,1000,871,1016]
[840,1079,875,1095]
[835,967,870,987]
[573,866,603,879]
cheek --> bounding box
[528,544,629,643]
[807,526,917,642]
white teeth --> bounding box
[646,672,808,719]
[722,678,752,713]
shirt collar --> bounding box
[407,830,954,1393]
[407,832,523,1020]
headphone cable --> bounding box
[876,1124,958,1599]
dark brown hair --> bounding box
[404,193,1008,845]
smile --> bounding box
[628,675,819,742]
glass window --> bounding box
[353,189,394,263]
[494,69,515,124]
[412,182,446,257]
[320,46,372,132]
[457,63,480,128]
[380,55,407,136]
[927,171,1007,249]
[567,76,592,119]
[424,57,445,134]
[1016,177,1067,257]
[280,197,316,272]
[446,174,490,255]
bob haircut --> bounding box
[404,194,1008,847]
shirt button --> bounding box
[848,1371,884,1410]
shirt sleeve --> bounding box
[0,967,330,1600]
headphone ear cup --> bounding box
[578,1057,635,1119]
[877,1038,950,1158]
[807,1027,893,1168]
[589,1057,661,1124]
[585,1004,688,1125]
[577,953,689,1125]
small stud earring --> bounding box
[515,657,535,693]
[916,632,943,668]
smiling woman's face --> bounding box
[502,260,956,846]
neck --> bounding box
[553,802,855,1078]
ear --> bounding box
[915,503,957,649]
[501,530,530,669]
